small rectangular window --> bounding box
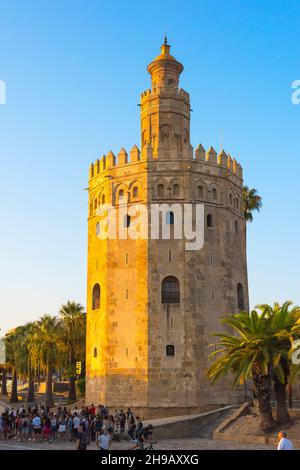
[166,345,175,356]
[166,211,174,225]
[124,215,131,228]
[207,214,213,228]
[126,289,129,299]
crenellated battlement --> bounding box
[140,89,151,99]
[178,88,190,99]
[89,143,243,181]
[89,145,143,180]
[194,144,243,179]
[140,87,190,102]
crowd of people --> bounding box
[0,403,154,450]
[1,401,297,451]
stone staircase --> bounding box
[192,408,236,439]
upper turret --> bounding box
[147,36,184,92]
[140,39,192,160]
[88,40,244,187]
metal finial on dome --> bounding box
[164,34,168,45]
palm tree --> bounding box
[36,315,64,407]
[259,302,300,424]
[243,186,262,222]
[242,184,262,335]
[208,304,300,430]
[207,310,275,430]
[59,301,86,402]
[1,366,8,396]
[4,329,21,403]
[17,322,37,403]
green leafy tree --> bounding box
[4,329,22,403]
[35,315,64,407]
[259,302,300,423]
[59,301,86,401]
[1,366,8,396]
[243,186,262,222]
[207,304,300,431]
[17,322,37,403]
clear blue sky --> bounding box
[0,0,299,333]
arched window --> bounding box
[96,222,100,236]
[162,276,180,304]
[237,283,245,311]
[212,188,217,200]
[207,214,213,228]
[119,189,124,201]
[92,283,100,310]
[93,347,97,358]
[166,345,175,356]
[166,211,174,225]
[124,214,131,228]
[173,184,180,196]
[198,186,203,198]
[133,186,138,198]
[94,199,98,210]
[236,197,239,210]
[158,184,165,198]
[101,194,105,205]
[229,193,233,206]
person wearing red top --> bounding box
[89,404,96,416]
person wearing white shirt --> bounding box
[97,430,111,450]
[277,431,294,450]
[73,414,81,439]
[32,415,42,442]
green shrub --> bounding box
[76,377,85,396]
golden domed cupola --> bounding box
[147,37,184,92]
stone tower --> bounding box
[86,40,249,415]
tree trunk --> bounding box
[243,220,249,312]
[288,383,293,409]
[274,381,290,424]
[68,349,77,402]
[1,368,8,395]
[45,365,54,407]
[27,370,35,403]
[252,374,275,431]
[68,375,77,402]
[9,369,19,403]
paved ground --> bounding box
[0,437,274,451]
[0,399,275,450]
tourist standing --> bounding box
[97,429,111,451]
[277,431,294,450]
[32,413,42,442]
[76,424,89,451]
